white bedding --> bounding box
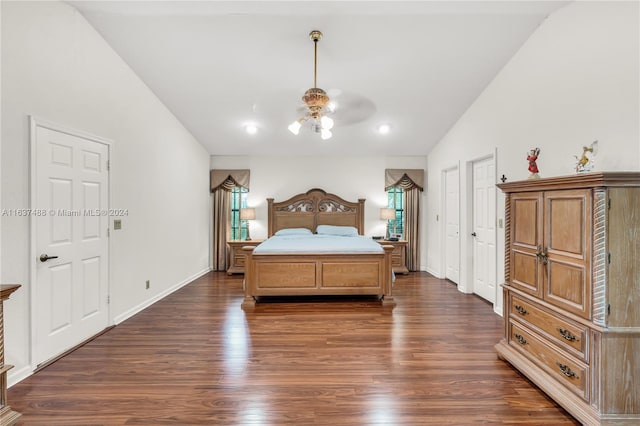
[253,234,384,254]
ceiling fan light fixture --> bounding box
[302,87,330,109]
[288,119,303,135]
[321,115,334,130]
[289,30,335,140]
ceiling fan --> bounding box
[287,30,335,140]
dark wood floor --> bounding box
[9,271,578,425]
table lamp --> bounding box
[380,208,395,239]
[240,208,256,241]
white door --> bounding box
[471,157,496,303]
[444,167,460,283]
[34,123,110,366]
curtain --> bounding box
[212,190,231,271]
[405,188,421,271]
[211,170,250,271]
[211,169,250,192]
[385,169,424,191]
[385,169,424,271]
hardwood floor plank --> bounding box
[9,272,579,425]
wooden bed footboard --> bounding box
[241,245,395,309]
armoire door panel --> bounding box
[511,251,542,296]
[545,190,590,259]
[512,194,543,248]
[546,259,589,318]
[544,189,591,319]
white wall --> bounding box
[425,1,639,314]
[0,2,3,289]
[2,1,211,385]
[211,155,428,264]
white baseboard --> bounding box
[457,284,472,294]
[8,364,33,388]
[424,266,443,278]
[113,267,211,325]
[494,304,503,317]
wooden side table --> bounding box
[377,240,409,274]
[0,284,21,426]
[227,240,263,275]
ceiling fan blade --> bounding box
[327,90,377,125]
[253,88,376,126]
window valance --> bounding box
[384,169,424,191]
[210,169,250,192]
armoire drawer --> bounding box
[509,294,588,360]
[509,321,589,401]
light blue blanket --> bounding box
[253,234,384,254]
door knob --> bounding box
[39,254,59,262]
[471,232,477,237]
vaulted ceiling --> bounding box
[69,1,569,157]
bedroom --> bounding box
[1,0,638,424]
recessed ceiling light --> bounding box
[244,124,258,135]
[377,124,391,134]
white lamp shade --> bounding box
[320,128,332,140]
[288,120,302,135]
[380,208,395,220]
[321,115,334,130]
[240,208,256,220]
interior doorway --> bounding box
[31,117,111,367]
[470,156,496,303]
[443,167,460,284]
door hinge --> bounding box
[107,228,110,237]
[608,198,611,209]
[107,295,110,304]
[607,304,611,315]
[608,252,611,264]
[107,160,110,171]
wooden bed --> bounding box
[241,188,395,309]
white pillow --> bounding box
[315,225,359,237]
[274,228,313,236]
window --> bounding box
[387,186,405,237]
[230,187,248,240]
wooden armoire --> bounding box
[496,172,639,426]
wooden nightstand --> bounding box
[376,240,409,274]
[227,240,262,275]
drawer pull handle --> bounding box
[514,334,527,345]
[514,305,528,315]
[556,363,578,379]
[557,328,579,342]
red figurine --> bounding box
[527,148,540,179]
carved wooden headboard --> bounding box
[267,188,365,237]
